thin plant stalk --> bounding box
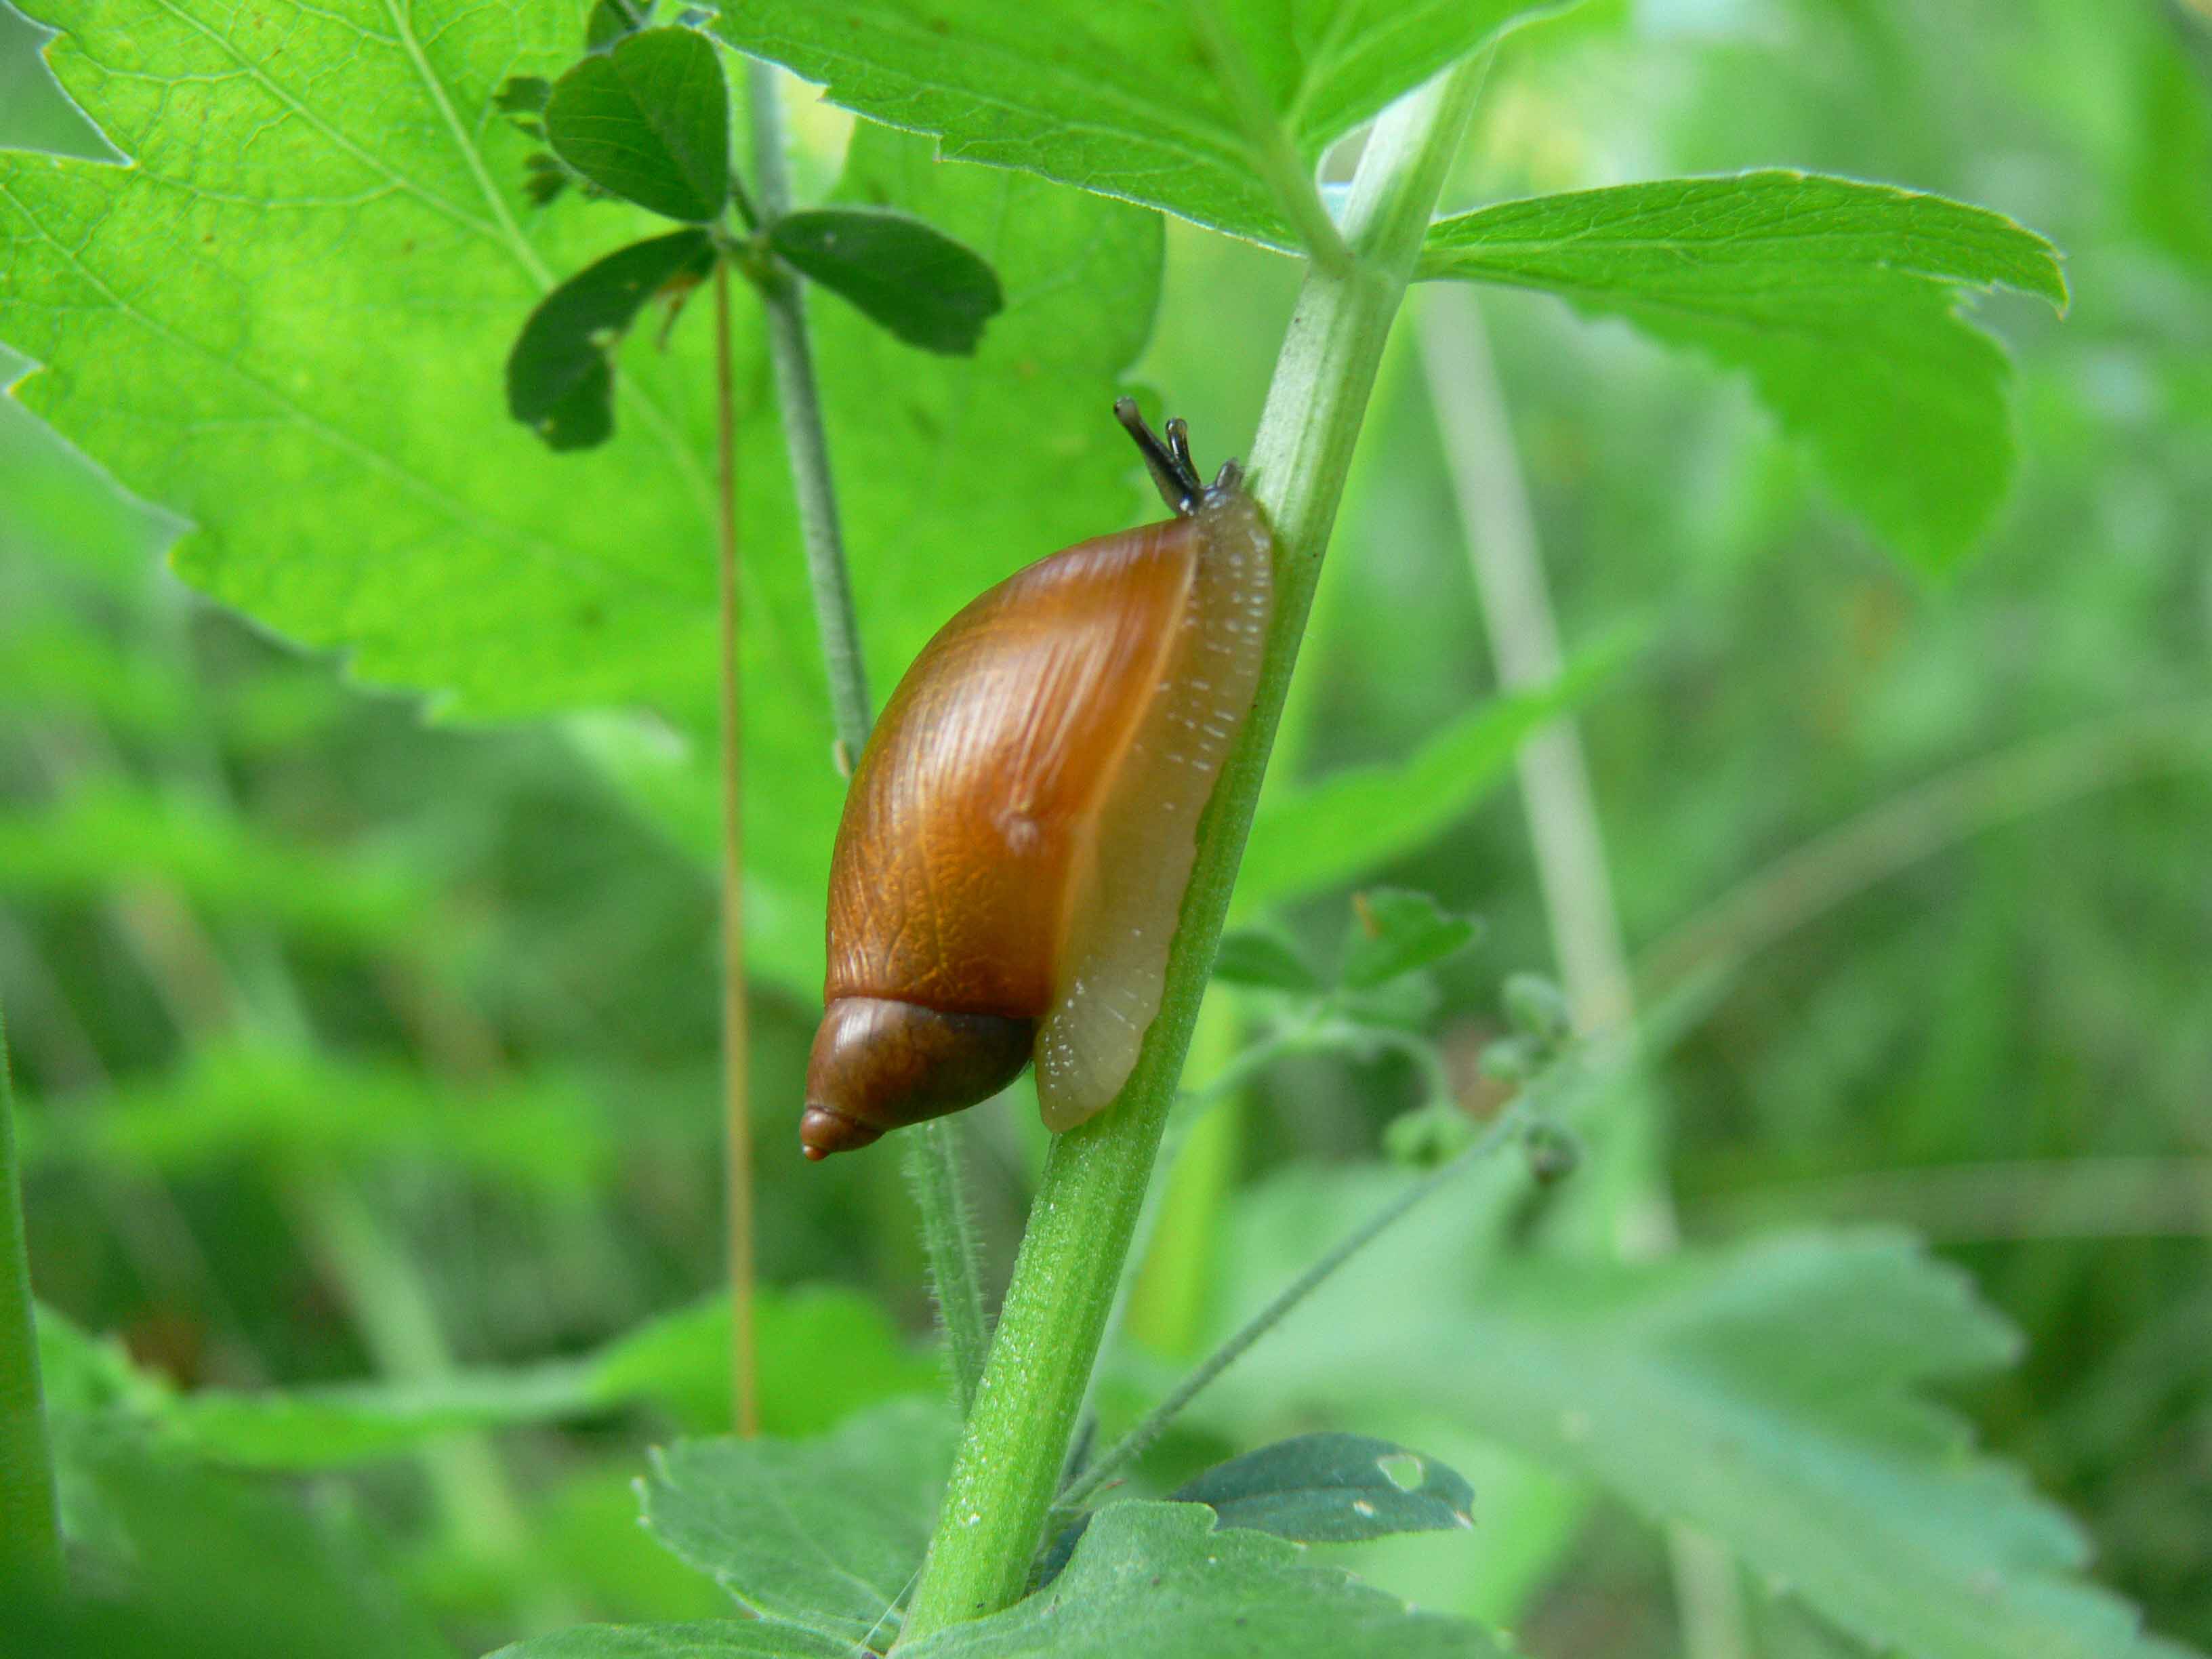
[713,260,758,1439]
[1417,289,1750,1659]
[0,1008,63,1598]
[1058,1099,1531,1515]
[898,52,1496,1641]
[744,57,989,1414]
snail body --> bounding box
[801,402,1273,1158]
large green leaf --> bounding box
[640,1397,954,1647]
[713,0,1576,249]
[0,0,1162,996]
[902,1501,1509,1658]
[1419,172,2068,568]
[1203,1179,2181,1659]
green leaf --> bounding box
[768,207,1004,355]
[489,1627,848,1659]
[641,1397,955,1646]
[544,26,729,222]
[901,1502,1509,1658]
[1210,926,1323,993]
[1204,1193,2177,1659]
[508,228,716,449]
[714,1,1576,247]
[1236,640,1622,914]
[1174,1431,1475,1542]
[1341,889,1481,989]
[1044,1431,1478,1583]
[1419,172,2069,568]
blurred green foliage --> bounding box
[2,0,2208,1654]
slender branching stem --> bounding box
[897,51,1496,1642]
[1056,1099,1531,1517]
[743,58,989,1414]
[745,59,872,750]
[0,1008,63,1599]
[713,260,758,1439]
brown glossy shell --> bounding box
[810,481,1271,1148]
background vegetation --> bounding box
[2,1,2207,1655]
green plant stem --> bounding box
[0,1008,63,1598]
[897,52,1494,1642]
[744,56,989,1415]
[712,260,758,1439]
[745,58,872,751]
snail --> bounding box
[800,400,1275,1158]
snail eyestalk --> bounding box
[1113,395,1205,516]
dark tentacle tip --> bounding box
[1114,396,1206,516]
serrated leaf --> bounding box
[508,228,715,449]
[1211,926,1323,993]
[1237,640,1622,914]
[769,207,1003,354]
[901,1502,1509,1658]
[1204,1191,2179,1659]
[490,1626,845,1659]
[642,1397,954,1645]
[714,1,1577,247]
[1419,172,2069,568]
[1341,889,1480,989]
[544,27,729,222]
[0,3,1161,998]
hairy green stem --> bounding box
[897,52,1494,1641]
[743,58,989,1414]
[745,59,873,752]
[0,1008,63,1598]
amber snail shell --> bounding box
[800,400,1275,1158]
